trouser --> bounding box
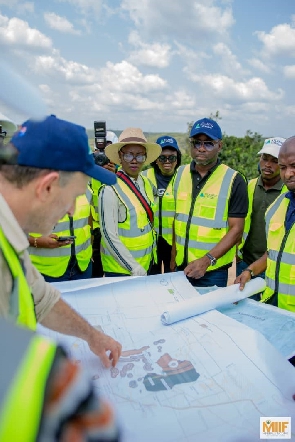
[149,236,172,275]
[43,256,92,282]
[92,229,104,278]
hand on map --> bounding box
[184,257,208,279]
[88,329,122,368]
[234,271,251,290]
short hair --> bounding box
[0,142,74,188]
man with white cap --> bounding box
[236,137,286,292]
[236,136,295,313]
[98,127,161,277]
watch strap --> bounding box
[244,268,254,278]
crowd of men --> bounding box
[1,114,295,440]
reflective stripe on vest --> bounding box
[174,164,237,269]
[0,228,36,330]
[143,168,176,245]
[100,175,156,274]
[29,192,92,277]
[0,320,56,441]
[91,178,102,229]
[261,194,295,312]
[238,179,287,258]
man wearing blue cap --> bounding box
[143,135,181,273]
[0,115,122,367]
[172,117,248,287]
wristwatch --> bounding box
[206,253,217,266]
[244,268,254,278]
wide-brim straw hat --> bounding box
[105,127,161,165]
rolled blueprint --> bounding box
[161,277,266,325]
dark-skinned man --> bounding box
[236,137,286,295]
[172,118,248,287]
[236,135,295,313]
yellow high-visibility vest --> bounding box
[238,178,287,258]
[261,193,295,312]
[100,175,157,274]
[174,164,237,269]
[0,227,36,330]
[0,319,56,441]
[29,190,92,277]
[142,168,176,245]
[91,178,102,230]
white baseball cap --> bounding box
[257,137,286,159]
[106,131,118,144]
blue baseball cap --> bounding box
[10,115,116,185]
[156,135,180,151]
[190,118,222,140]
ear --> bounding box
[217,141,223,153]
[34,171,60,202]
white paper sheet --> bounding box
[161,277,266,325]
[38,273,295,442]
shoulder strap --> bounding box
[116,171,154,225]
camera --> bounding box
[93,120,110,167]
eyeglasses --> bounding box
[121,152,146,163]
[190,140,219,151]
[158,155,177,163]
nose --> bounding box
[284,167,295,180]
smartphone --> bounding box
[57,235,76,241]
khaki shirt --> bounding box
[0,193,60,322]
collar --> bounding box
[257,175,284,190]
[190,158,220,174]
[285,191,295,204]
[0,193,29,255]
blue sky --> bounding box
[0,0,294,138]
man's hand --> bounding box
[103,162,116,173]
[87,329,122,368]
[184,256,209,279]
[234,271,251,291]
[29,234,73,248]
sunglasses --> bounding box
[121,152,146,163]
[158,155,177,163]
[190,140,219,151]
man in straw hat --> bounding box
[98,127,161,277]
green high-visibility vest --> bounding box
[0,227,36,330]
[100,175,157,274]
[261,193,295,312]
[0,319,56,441]
[29,190,92,277]
[173,164,237,269]
[142,168,176,246]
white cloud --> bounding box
[255,23,295,58]
[128,31,172,67]
[33,50,96,84]
[44,12,81,35]
[186,72,284,103]
[121,0,234,42]
[0,13,52,49]
[283,65,295,78]
[213,43,249,76]
[99,60,167,93]
[248,58,271,74]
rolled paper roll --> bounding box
[161,277,266,325]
